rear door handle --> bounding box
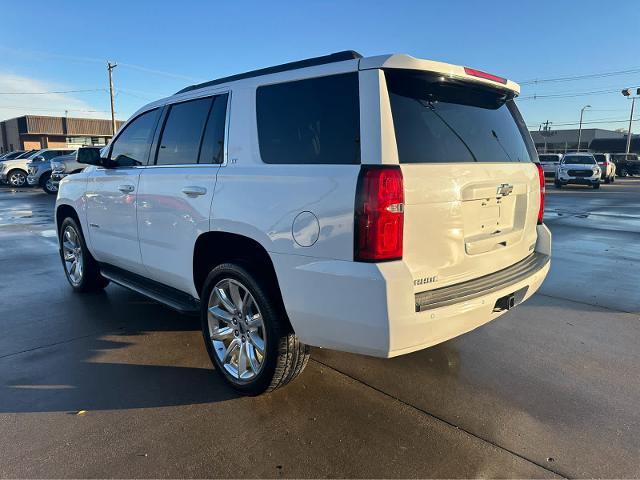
[118,184,135,193]
[181,186,207,197]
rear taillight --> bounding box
[464,67,507,85]
[535,163,545,225]
[354,165,404,262]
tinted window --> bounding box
[156,98,212,166]
[198,94,228,164]
[256,73,360,165]
[386,70,535,163]
[539,154,560,162]
[593,154,606,163]
[110,109,160,167]
[563,155,595,165]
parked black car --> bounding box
[611,153,640,177]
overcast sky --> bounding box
[1,0,639,132]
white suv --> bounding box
[55,51,551,395]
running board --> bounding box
[99,263,200,314]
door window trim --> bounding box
[146,90,231,169]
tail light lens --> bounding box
[354,165,404,262]
[464,67,507,85]
[535,163,545,225]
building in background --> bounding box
[0,115,124,154]
[529,128,629,153]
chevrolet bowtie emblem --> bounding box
[497,183,514,196]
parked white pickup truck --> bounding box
[55,51,551,395]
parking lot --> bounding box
[1,179,639,478]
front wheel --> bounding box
[592,183,600,189]
[59,217,109,292]
[554,180,562,188]
[42,173,58,194]
[201,263,309,395]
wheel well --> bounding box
[193,232,292,330]
[56,204,80,236]
[6,168,27,176]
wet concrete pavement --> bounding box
[1,180,639,478]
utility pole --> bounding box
[107,62,117,135]
[577,105,591,152]
[622,88,639,155]
[539,120,553,153]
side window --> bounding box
[256,73,360,165]
[42,150,60,160]
[110,108,160,167]
[156,97,212,166]
[198,94,228,164]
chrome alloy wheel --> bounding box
[45,177,58,193]
[9,171,26,187]
[207,278,266,381]
[62,226,84,286]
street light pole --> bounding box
[577,105,591,152]
[625,97,635,155]
[621,88,640,155]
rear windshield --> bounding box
[539,154,560,162]
[385,70,536,164]
[563,155,595,165]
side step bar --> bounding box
[99,263,200,314]
[415,252,550,312]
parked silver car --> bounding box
[538,153,563,178]
[28,150,77,194]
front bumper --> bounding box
[557,171,600,185]
[273,224,552,358]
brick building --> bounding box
[0,115,124,154]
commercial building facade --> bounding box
[0,115,124,154]
[528,128,632,153]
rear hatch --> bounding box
[384,69,541,293]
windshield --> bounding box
[539,154,560,162]
[563,155,595,165]
[385,69,535,163]
[593,154,606,162]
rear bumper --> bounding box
[273,224,551,358]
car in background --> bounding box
[555,153,601,189]
[0,150,25,160]
[611,153,640,177]
[28,150,77,194]
[14,149,39,159]
[593,153,616,183]
[538,153,563,178]
[50,147,101,188]
[0,148,74,187]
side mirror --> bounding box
[77,147,106,166]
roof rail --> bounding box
[175,50,362,95]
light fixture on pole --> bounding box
[577,105,591,152]
[621,88,640,155]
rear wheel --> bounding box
[592,182,600,189]
[7,169,27,187]
[59,217,109,292]
[604,176,610,184]
[201,263,309,395]
[554,180,562,188]
[620,167,629,177]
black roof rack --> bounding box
[175,50,362,95]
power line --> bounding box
[0,105,111,113]
[519,67,640,85]
[0,89,105,95]
[526,117,640,128]
[519,87,640,101]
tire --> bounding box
[59,217,109,292]
[41,173,58,194]
[592,183,600,189]
[620,167,629,177]
[200,263,309,395]
[554,180,562,188]
[604,176,610,184]
[611,175,615,183]
[6,169,27,187]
